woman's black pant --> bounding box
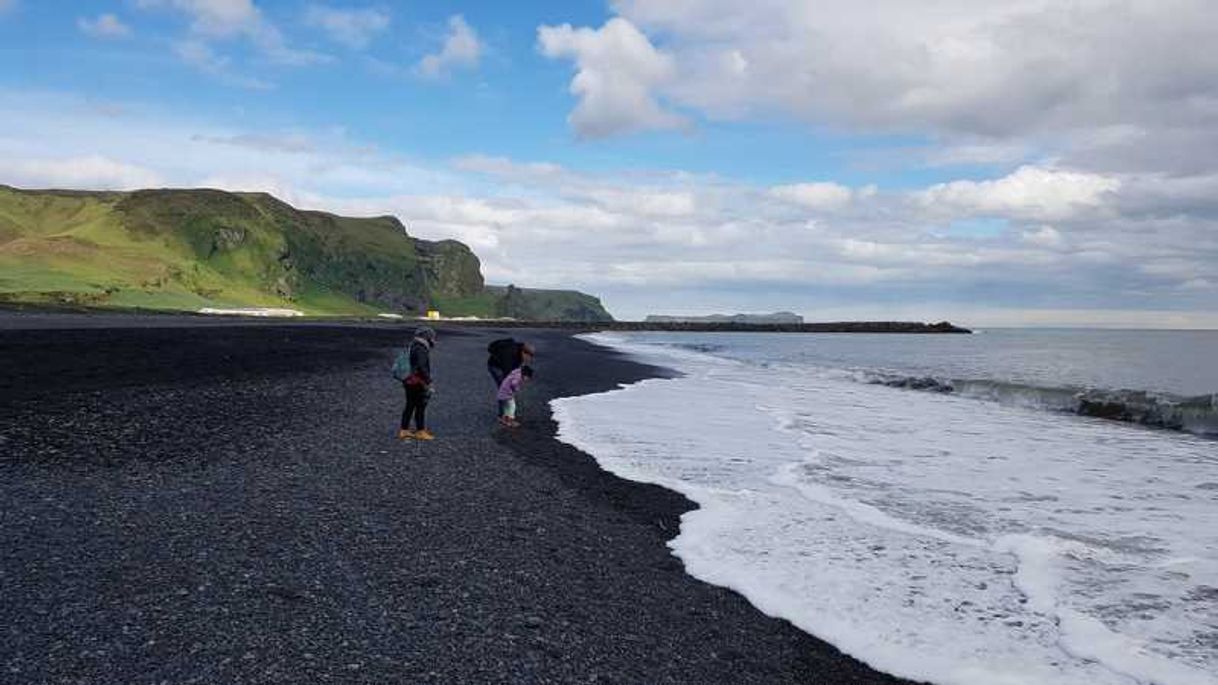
[402,383,428,430]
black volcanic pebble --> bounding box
[0,313,919,684]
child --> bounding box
[496,365,533,427]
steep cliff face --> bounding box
[249,194,483,311]
[415,239,484,300]
[0,185,566,317]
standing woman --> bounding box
[398,326,437,441]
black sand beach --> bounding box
[1,313,915,684]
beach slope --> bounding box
[0,312,914,684]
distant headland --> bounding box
[645,311,804,325]
[0,185,612,322]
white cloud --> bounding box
[541,1,1218,179]
[1111,172,1218,218]
[768,182,855,211]
[610,0,1217,132]
[917,165,1120,221]
[1020,225,1064,248]
[77,14,133,39]
[452,154,717,222]
[174,40,273,89]
[588,188,697,218]
[442,152,1215,316]
[452,154,565,181]
[138,0,330,84]
[7,155,163,190]
[304,5,389,49]
[1180,279,1215,292]
[538,18,686,138]
[137,0,260,37]
[191,132,316,153]
[77,13,133,38]
[255,31,331,67]
[921,140,1032,168]
[175,38,224,69]
[415,15,482,80]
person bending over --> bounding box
[497,365,533,428]
[397,326,437,441]
[486,337,535,387]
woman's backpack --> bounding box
[391,349,411,382]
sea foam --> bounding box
[552,333,1218,685]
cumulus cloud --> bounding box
[538,18,687,138]
[436,152,1217,320]
[917,166,1120,221]
[616,0,1216,131]
[304,5,389,49]
[540,1,1217,178]
[78,14,133,39]
[768,182,859,211]
[415,15,481,80]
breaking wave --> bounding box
[865,374,1218,437]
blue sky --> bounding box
[2,0,1217,327]
[0,0,973,188]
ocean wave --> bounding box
[863,374,1218,437]
[564,331,1218,684]
[655,341,728,355]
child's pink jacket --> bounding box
[497,368,524,400]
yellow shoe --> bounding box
[397,429,415,440]
[414,429,435,441]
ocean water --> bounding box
[552,330,1218,685]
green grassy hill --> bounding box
[0,185,612,320]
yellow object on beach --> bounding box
[426,310,440,320]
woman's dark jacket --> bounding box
[410,340,432,384]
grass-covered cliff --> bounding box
[0,185,612,320]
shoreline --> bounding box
[0,302,971,334]
[1,312,917,683]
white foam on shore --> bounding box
[552,333,1218,685]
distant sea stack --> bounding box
[646,311,805,325]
